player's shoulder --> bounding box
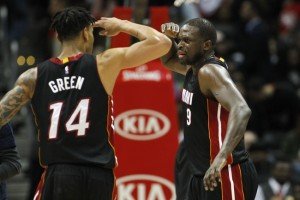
[96,48,125,67]
[97,48,125,59]
[79,53,97,66]
[198,63,226,78]
[82,53,96,60]
[18,67,37,82]
[34,58,56,73]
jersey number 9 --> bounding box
[187,108,191,126]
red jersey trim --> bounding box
[207,99,243,200]
[49,53,84,65]
[220,164,245,200]
[112,168,117,200]
[33,169,47,200]
[207,100,219,163]
[106,96,117,168]
[207,100,233,164]
[31,105,47,168]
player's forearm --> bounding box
[217,104,251,159]
[160,39,188,75]
[120,20,169,43]
[0,109,15,128]
[0,148,22,181]
[161,39,177,66]
[0,69,36,127]
[0,87,27,127]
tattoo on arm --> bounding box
[0,86,28,125]
[0,68,37,126]
[21,68,36,94]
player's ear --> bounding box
[55,32,62,43]
[83,27,89,42]
[203,40,212,51]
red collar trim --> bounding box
[49,53,84,65]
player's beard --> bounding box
[180,50,204,66]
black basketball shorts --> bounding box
[186,160,258,200]
[34,164,115,200]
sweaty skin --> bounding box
[161,22,251,191]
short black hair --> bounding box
[186,18,217,46]
[51,7,96,42]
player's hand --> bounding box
[93,17,123,37]
[203,156,227,191]
[161,22,179,38]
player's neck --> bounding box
[191,51,215,74]
[58,41,85,59]
[202,51,215,63]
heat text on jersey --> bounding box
[182,89,194,105]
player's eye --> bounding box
[183,38,190,43]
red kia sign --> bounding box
[113,60,179,199]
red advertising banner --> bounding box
[113,60,179,199]
[150,7,170,31]
[111,7,132,48]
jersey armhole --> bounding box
[197,63,221,102]
[31,65,39,103]
[93,55,112,98]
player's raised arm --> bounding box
[0,68,37,127]
[93,17,172,95]
[94,17,172,68]
[160,22,189,76]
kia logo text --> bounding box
[117,174,176,200]
[114,109,171,141]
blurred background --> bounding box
[0,0,299,199]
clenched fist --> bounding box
[161,22,180,38]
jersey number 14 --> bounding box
[48,99,90,139]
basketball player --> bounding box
[161,19,258,200]
[0,7,171,200]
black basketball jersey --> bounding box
[182,57,248,175]
[31,53,116,169]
